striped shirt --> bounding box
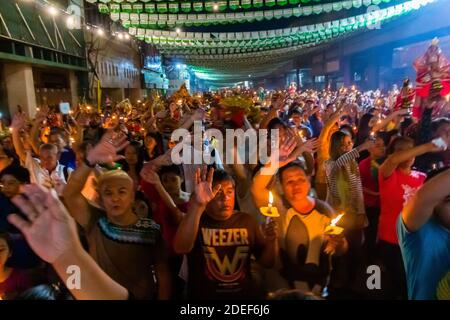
[325,149,367,229]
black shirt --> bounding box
[187,212,266,300]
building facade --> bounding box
[0,0,87,119]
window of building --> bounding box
[315,75,325,83]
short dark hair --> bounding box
[267,117,288,131]
[0,165,30,183]
[159,164,182,178]
[212,169,235,186]
[49,127,66,139]
[386,136,414,156]
[278,162,307,182]
[39,143,58,154]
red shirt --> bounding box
[359,157,380,208]
[140,181,189,257]
[0,268,33,299]
[378,169,426,244]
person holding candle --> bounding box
[251,135,347,297]
[323,124,377,298]
[174,167,279,299]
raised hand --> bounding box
[300,138,320,154]
[10,112,27,130]
[193,166,221,206]
[357,139,376,152]
[7,184,82,263]
[35,106,49,123]
[86,130,129,165]
[269,131,297,168]
[140,166,161,186]
[191,108,206,122]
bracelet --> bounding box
[83,157,96,168]
[100,162,122,171]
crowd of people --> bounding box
[0,40,449,301]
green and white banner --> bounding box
[104,0,404,27]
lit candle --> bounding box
[267,192,273,211]
[324,213,345,235]
[259,191,280,218]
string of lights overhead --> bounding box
[19,0,135,41]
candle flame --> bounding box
[331,213,344,226]
[269,191,273,205]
